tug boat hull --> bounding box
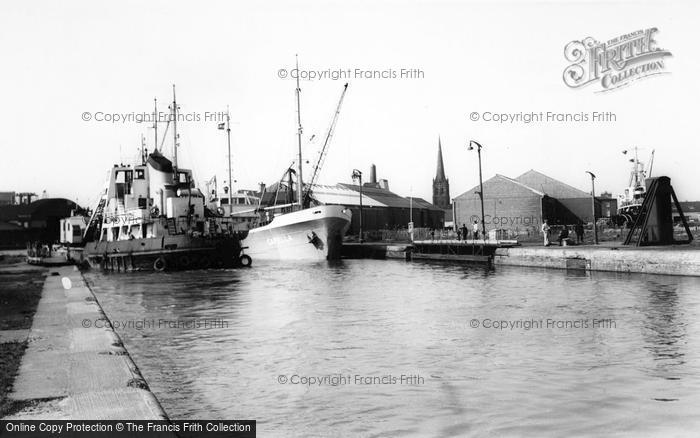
[78,234,243,272]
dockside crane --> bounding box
[302,82,349,208]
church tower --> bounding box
[432,138,451,209]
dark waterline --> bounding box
[85,260,700,437]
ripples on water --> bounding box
[85,260,700,437]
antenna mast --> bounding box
[295,55,304,208]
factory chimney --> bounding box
[370,164,377,184]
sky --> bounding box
[1,0,699,210]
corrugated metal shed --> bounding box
[310,184,386,207]
[338,183,412,208]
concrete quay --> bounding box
[342,242,411,260]
[4,266,168,420]
[494,244,700,276]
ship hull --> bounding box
[77,234,243,272]
[242,205,351,261]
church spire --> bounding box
[436,137,446,181]
[432,136,451,209]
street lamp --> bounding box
[585,171,599,244]
[352,169,363,242]
[468,140,487,240]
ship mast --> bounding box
[634,146,640,187]
[226,105,233,213]
[171,85,179,171]
[140,134,147,164]
[295,55,304,209]
[153,98,158,151]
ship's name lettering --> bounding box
[104,214,139,225]
[266,235,292,246]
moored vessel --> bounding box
[76,87,247,271]
[231,59,352,260]
[243,204,351,261]
[616,147,655,226]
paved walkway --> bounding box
[4,266,168,420]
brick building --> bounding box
[312,183,445,235]
[453,170,612,235]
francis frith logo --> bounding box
[563,28,672,92]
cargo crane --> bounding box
[302,82,349,208]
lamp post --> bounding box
[468,140,487,240]
[352,169,363,242]
[585,171,599,245]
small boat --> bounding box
[26,243,73,267]
[75,87,248,271]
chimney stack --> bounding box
[370,164,377,184]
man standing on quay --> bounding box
[541,220,551,246]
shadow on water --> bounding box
[642,279,687,374]
[564,268,589,278]
[408,258,495,279]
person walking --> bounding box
[461,223,469,241]
[472,220,480,240]
[575,222,584,243]
[541,220,551,247]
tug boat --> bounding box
[76,87,247,271]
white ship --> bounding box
[243,204,351,261]
[213,59,352,261]
[204,184,351,261]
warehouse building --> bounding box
[453,170,613,235]
[259,165,445,235]
[312,183,444,235]
[0,197,80,248]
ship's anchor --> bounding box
[307,231,324,250]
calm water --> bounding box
[85,261,700,437]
